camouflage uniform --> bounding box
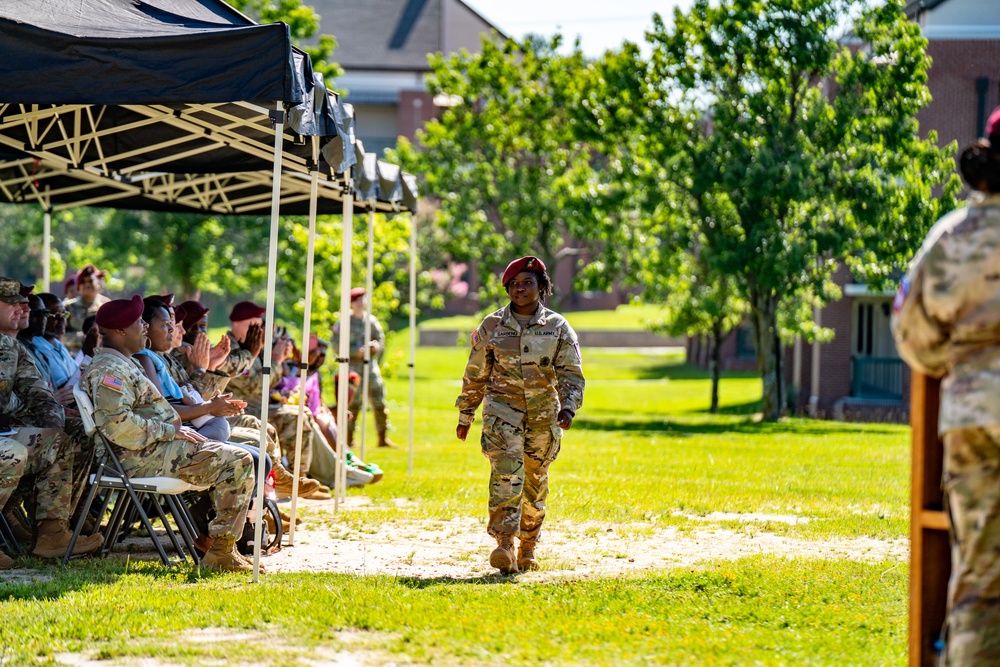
[456,303,585,540]
[218,332,313,474]
[62,293,110,356]
[166,346,231,398]
[892,192,1000,665]
[334,313,389,440]
[0,335,75,523]
[82,347,253,540]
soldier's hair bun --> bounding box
[959,138,1000,193]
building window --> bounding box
[856,303,874,356]
[736,327,756,359]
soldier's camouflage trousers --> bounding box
[941,427,1000,666]
[0,427,74,522]
[118,439,254,541]
[267,404,315,474]
[481,415,562,540]
[227,414,280,462]
[347,368,388,438]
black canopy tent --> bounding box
[0,0,418,578]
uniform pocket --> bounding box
[480,415,505,456]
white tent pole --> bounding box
[334,179,355,509]
[42,187,51,292]
[288,136,320,545]
[251,101,284,582]
[360,205,375,461]
[408,212,416,477]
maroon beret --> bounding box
[75,264,106,286]
[18,283,35,297]
[173,303,189,326]
[145,293,174,308]
[179,299,210,329]
[95,295,144,329]
[501,256,546,287]
[987,105,1000,139]
[350,287,366,302]
[229,300,265,322]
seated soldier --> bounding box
[82,295,257,572]
[17,294,54,388]
[36,293,82,395]
[0,277,102,565]
[223,302,330,499]
[169,299,321,499]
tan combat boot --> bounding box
[489,535,519,574]
[273,462,321,498]
[3,506,32,542]
[0,549,14,570]
[517,537,539,571]
[32,519,104,559]
[200,538,253,572]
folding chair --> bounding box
[0,509,21,556]
[64,385,206,567]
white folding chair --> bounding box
[64,385,207,566]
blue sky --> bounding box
[463,1,694,57]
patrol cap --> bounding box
[350,287,366,302]
[95,295,144,329]
[0,277,29,305]
[19,283,35,297]
[501,256,547,287]
[178,299,210,329]
[229,300,265,322]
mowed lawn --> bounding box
[0,340,912,666]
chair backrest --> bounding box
[72,383,98,437]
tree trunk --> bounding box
[749,288,782,421]
[709,321,723,414]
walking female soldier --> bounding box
[456,256,585,573]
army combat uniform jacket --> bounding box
[456,303,585,429]
[892,193,1000,435]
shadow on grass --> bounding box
[635,363,760,382]
[0,548,233,601]
[573,415,905,437]
[393,572,528,589]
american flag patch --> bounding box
[470,328,480,347]
[101,374,124,392]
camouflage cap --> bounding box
[0,277,29,305]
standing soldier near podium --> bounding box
[893,108,1000,666]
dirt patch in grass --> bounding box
[263,496,907,581]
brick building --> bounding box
[690,0,1000,421]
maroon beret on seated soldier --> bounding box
[145,293,174,308]
[178,299,210,329]
[228,300,265,322]
[987,104,1000,139]
[0,277,29,305]
[95,295,144,329]
[350,287,366,302]
[501,256,546,287]
[18,283,35,298]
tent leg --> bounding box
[408,212,416,477]
[42,199,51,293]
[360,206,375,461]
[252,100,285,582]
[335,180,355,510]
[288,136,321,545]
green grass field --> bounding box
[0,341,912,666]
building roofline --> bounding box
[453,0,508,41]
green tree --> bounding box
[394,36,605,304]
[632,0,960,419]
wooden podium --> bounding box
[909,371,950,667]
